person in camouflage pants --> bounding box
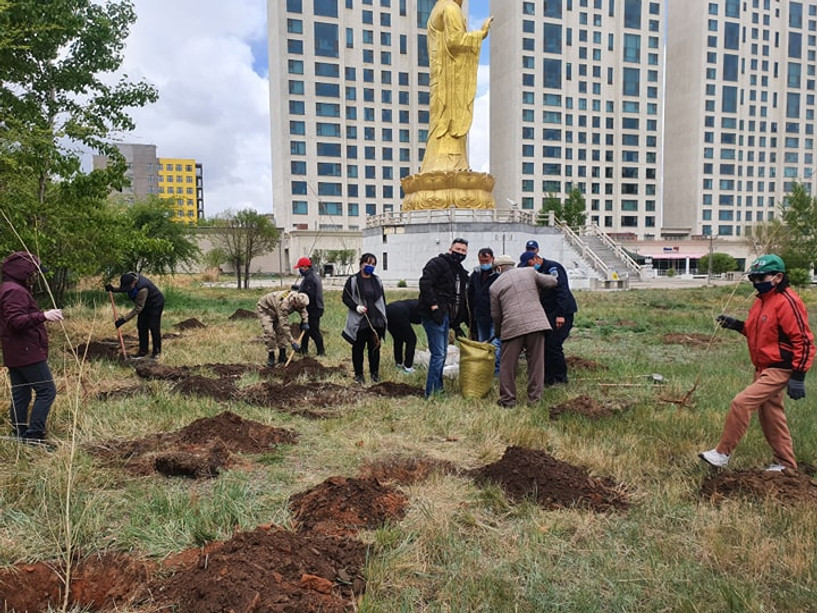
[256,291,310,366]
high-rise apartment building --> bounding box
[268,0,441,232]
[664,0,817,238]
[92,144,205,224]
[490,0,664,238]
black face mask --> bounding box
[450,252,466,263]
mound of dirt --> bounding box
[135,362,193,380]
[0,552,151,612]
[289,476,410,536]
[208,363,260,378]
[662,333,720,347]
[174,318,206,330]
[77,340,130,362]
[228,308,257,320]
[701,469,817,505]
[154,441,230,478]
[172,375,237,401]
[152,526,367,613]
[86,411,298,476]
[566,356,606,371]
[367,381,424,397]
[470,446,629,512]
[267,356,346,383]
[549,395,626,420]
[359,455,460,484]
[240,382,357,418]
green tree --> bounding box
[0,0,157,300]
[111,195,200,276]
[536,188,587,227]
[779,182,817,272]
[697,252,738,275]
[207,209,280,289]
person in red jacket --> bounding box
[701,254,814,471]
[0,251,63,443]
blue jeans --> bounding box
[422,313,449,398]
[475,319,501,374]
[8,360,56,439]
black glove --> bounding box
[300,322,310,331]
[290,284,300,291]
[114,318,125,329]
[431,308,444,325]
[787,379,806,400]
[104,284,114,292]
[291,341,301,351]
[716,315,744,332]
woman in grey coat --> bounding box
[342,253,387,384]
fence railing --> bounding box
[584,223,644,278]
[554,219,613,279]
[365,208,536,228]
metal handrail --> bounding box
[584,223,643,276]
[365,208,536,228]
[555,219,613,278]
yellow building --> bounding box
[157,157,204,224]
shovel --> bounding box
[108,291,128,359]
[285,330,306,367]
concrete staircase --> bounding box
[555,222,645,282]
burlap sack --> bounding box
[458,337,496,399]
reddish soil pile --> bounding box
[470,446,630,512]
[359,455,460,484]
[228,308,257,320]
[566,356,606,371]
[174,317,206,330]
[86,411,298,476]
[152,526,367,613]
[267,356,346,383]
[701,469,817,505]
[0,552,151,612]
[662,332,720,346]
[289,476,410,536]
[172,375,237,401]
[0,528,367,613]
[549,395,627,420]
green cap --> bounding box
[747,254,786,275]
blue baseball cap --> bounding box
[519,251,538,266]
[525,240,539,250]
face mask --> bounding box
[363,264,375,275]
[450,252,466,263]
[753,281,775,294]
[299,268,307,276]
[480,263,492,271]
[533,263,541,271]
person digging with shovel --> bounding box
[701,254,814,472]
[256,290,309,367]
[342,253,387,384]
[105,272,165,360]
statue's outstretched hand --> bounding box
[481,16,493,38]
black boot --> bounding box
[278,349,287,365]
[266,351,276,367]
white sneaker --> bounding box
[764,463,786,472]
[699,448,730,468]
[402,366,415,374]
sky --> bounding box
[115,0,491,218]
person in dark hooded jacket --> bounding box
[0,251,63,442]
[105,272,165,359]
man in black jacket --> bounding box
[106,272,165,359]
[467,247,500,373]
[519,251,578,385]
[292,257,324,356]
[418,237,469,398]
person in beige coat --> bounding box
[256,291,309,366]
[489,255,557,407]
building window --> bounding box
[314,0,338,17]
[314,22,339,57]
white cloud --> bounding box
[113,0,271,218]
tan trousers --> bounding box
[716,368,797,469]
[498,332,546,406]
